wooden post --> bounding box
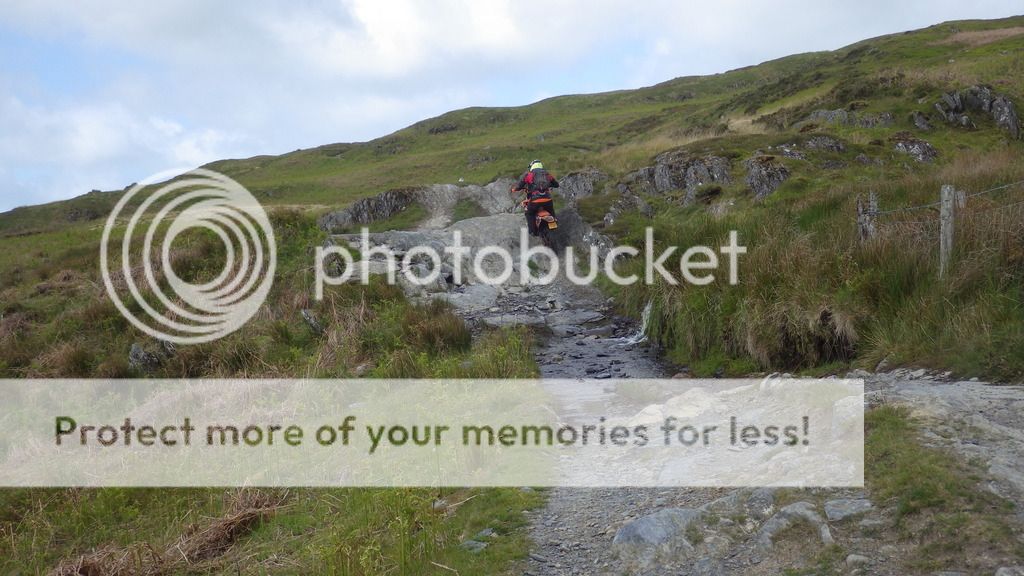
[856,192,878,242]
[940,184,956,279]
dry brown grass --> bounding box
[594,128,731,174]
[933,26,1024,47]
[51,490,286,576]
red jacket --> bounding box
[515,168,559,202]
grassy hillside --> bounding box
[2,14,1024,573]
[4,16,1022,236]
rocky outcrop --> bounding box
[556,168,606,208]
[891,132,938,162]
[744,156,790,199]
[612,508,705,571]
[128,343,161,373]
[804,135,846,153]
[755,501,834,551]
[318,188,418,232]
[806,109,895,128]
[603,188,653,227]
[823,498,873,522]
[934,85,1021,139]
[318,179,518,233]
[624,151,731,204]
[910,110,933,131]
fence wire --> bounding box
[866,178,1024,218]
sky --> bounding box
[0,1,1020,212]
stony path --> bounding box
[323,187,1024,574]
[517,288,728,576]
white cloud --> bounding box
[0,0,1021,210]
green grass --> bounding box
[360,202,430,233]
[5,15,1021,238]
[0,211,542,573]
[1,487,545,574]
[864,406,1023,572]
[3,13,1024,574]
[451,198,487,223]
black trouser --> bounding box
[526,201,555,235]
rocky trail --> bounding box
[318,179,1024,575]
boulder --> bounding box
[804,135,846,153]
[128,343,161,373]
[624,151,731,204]
[603,191,652,227]
[301,309,324,335]
[744,156,790,199]
[891,132,938,163]
[911,111,933,131]
[755,501,833,550]
[806,109,894,128]
[612,508,705,570]
[318,188,419,232]
[934,85,1021,139]
[824,498,873,521]
[557,168,606,208]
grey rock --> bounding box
[557,168,606,208]
[780,146,806,160]
[996,568,1024,576]
[624,151,731,204]
[128,343,161,373]
[474,528,497,539]
[745,488,776,521]
[805,135,846,153]
[301,309,324,335]
[602,191,652,227]
[460,540,488,553]
[846,554,870,566]
[159,340,177,358]
[319,188,419,233]
[824,498,873,521]
[892,133,938,163]
[911,110,933,131]
[612,508,704,568]
[744,156,790,199]
[806,109,895,128]
[934,85,1021,139]
[855,153,881,165]
[756,501,833,550]
[992,96,1021,139]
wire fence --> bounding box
[856,178,1024,278]
[865,178,1024,217]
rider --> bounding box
[512,159,559,236]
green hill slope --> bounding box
[1,15,1023,382]
[3,15,1022,237]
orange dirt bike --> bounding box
[521,199,560,250]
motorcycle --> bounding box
[522,199,560,250]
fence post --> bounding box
[939,184,956,279]
[856,192,878,242]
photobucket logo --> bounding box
[100,169,276,345]
[315,227,746,296]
